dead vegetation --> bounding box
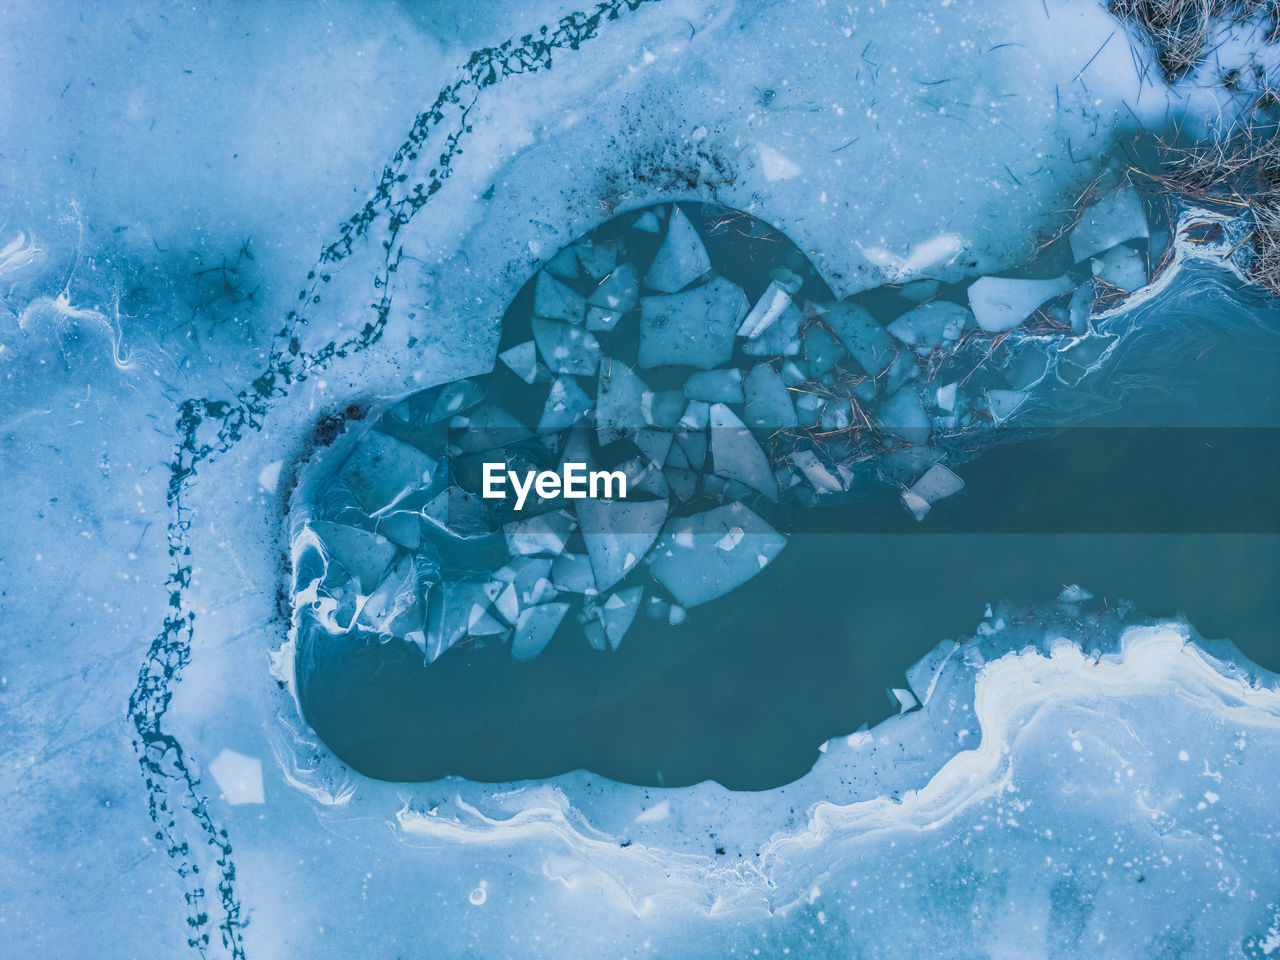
[1143,124,1280,292]
[1109,0,1278,80]
[1108,0,1280,292]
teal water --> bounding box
[297,229,1280,790]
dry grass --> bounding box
[1153,124,1280,292]
[1110,0,1280,292]
[1109,0,1277,80]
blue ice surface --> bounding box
[2,0,1279,957]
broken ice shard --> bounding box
[901,462,965,521]
[1069,186,1149,262]
[743,362,798,430]
[308,521,397,593]
[599,586,643,650]
[887,301,970,353]
[499,340,539,383]
[967,275,1073,332]
[649,502,786,607]
[576,496,668,591]
[708,403,778,500]
[595,359,651,445]
[504,509,575,557]
[790,449,844,495]
[817,300,897,374]
[340,431,437,516]
[638,275,746,370]
[512,602,569,660]
[737,280,792,339]
[537,376,593,434]
[1091,245,1147,293]
[684,367,744,404]
[644,206,710,293]
[532,270,585,323]
[586,261,639,313]
[875,387,930,442]
[531,317,601,376]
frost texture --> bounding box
[2,0,1278,958]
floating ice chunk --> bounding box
[790,449,844,495]
[875,388,930,442]
[600,586,643,650]
[537,376,593,434]
[632,210,660,233]
[645,206,710,293]
[888,687,919,714]
[743,363,798,430]
[595,360,651,445]
[902,463,965,521]
[427,486,494,540]
[496,557,556,608]
[620,454,668,497]
[340,431,437,516]
[208,749,264,805]
[967,275,1072,332]
[1068,281,1095,334]
[803,324,845,376]
[679,400,709,430]
[755,142,802,181]
[817,301,897,374]
[377,511,422,550]
[543,244,581,280]
[309,521,397,593]
[453,405,532,454]
[675,429,707,470]
[633,428,673,466]
[585,306,622,332]
[499,341,539,384]
[737,281,792,339]
[533,271,586,323]
[887,301,970,352]
[640,389,685,429]
[935,381,958,412]
[493,582,519,624]
[668,604,687,625]
[586,262,639,313]
[466,607,508,637]
[684,367,744,403]
[709,403,777,500]
[638,275,746,369]
[576,497,668,591]
[986,389,1028,422]
[1069,186,1149,262]
[531,317,600,376]
[427,380,485,423]
[664,466,698,501]
[899,279,940,301]
[512,602,569,660]
[741,299,802,357]
[575,238,621,281]
[550,553,596,595]
[1091,245,1147,293]
[358,555,421,634]
[649,502,787,607]
[504,509,576,557]
[427,581,491,661]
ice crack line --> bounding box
[126,3,661,956]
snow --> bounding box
[4,0,1278,956]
